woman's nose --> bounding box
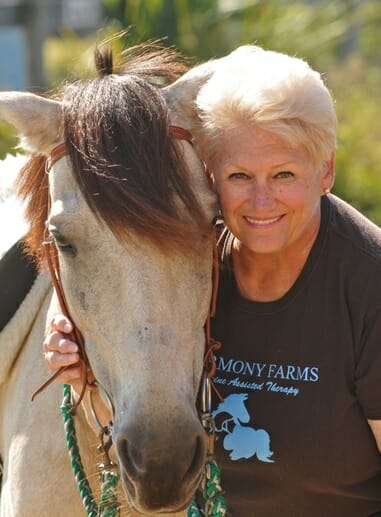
[248,182,276,209]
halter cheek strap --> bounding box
[169,125,192,143]
[171,126,221,400]
[169,126,221,382]
[45,142,68,173]
[32,235,93,411]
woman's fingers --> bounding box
[43,346,82,383]
[43,330,78,354]
[43,322,81,382]
[50,314,73,333]
[44,313,95,388]
[44,348,79,370]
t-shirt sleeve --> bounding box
[355,303,381,419]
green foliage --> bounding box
[331,56,381,223]
[0,122,18,160]
[358,0,381,65]
[43,30,97,88]
[43,25,125,88]
[102,0,350,64]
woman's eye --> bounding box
[274,171,294,179]
[228,172,250,180]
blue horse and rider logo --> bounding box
[212,393,274,462]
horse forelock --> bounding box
[62,48,209,252]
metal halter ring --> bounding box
[201,374,212,415]
[88,380,115,432]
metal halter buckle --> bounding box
[89,380,115,432]
[201,375,216,456]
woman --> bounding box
[44,46,381,516]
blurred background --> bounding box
[0,0,380,222]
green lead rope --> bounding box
[61,384,227,517]
[188,460,227,517]
[61,384,120,517]
[99,471,120,517]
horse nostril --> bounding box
[183,432,207,484]
[117,436,137,478]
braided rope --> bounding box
[99,471,120,516]
[61,384,98,516]
[188,459,227,517]
[61,384,120,517]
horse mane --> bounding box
[15,154,49,266]
[16,44,211,268]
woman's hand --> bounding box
[43,314,82,385]
[43,314,110,429]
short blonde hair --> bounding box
[195,45,337,165]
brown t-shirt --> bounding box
[211,195,381,516]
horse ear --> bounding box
[164,60,223,221]
[163,59,220,132]
[0,92,62,155]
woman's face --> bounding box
[210,124,334,258]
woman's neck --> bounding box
[232,221,320,302]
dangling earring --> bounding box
[323,188,330,196]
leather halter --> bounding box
[32,125,220,411]
[45,142,68,172]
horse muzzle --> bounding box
[114,418,207,513]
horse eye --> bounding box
[57,242,77,257]
[50,230,77,258]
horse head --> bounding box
[0,44,219,513]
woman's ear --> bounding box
[322,152,335,192]
[203,160,217,192]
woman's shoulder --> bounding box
[327,194,381,265]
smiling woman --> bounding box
[192,45,381,516]
[196,47,336,303]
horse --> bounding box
[0,44,221,517]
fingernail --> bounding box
[69,344,78,353]
[64,322,72,332]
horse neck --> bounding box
[0,272,51,384]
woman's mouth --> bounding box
[244,215,284,226]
